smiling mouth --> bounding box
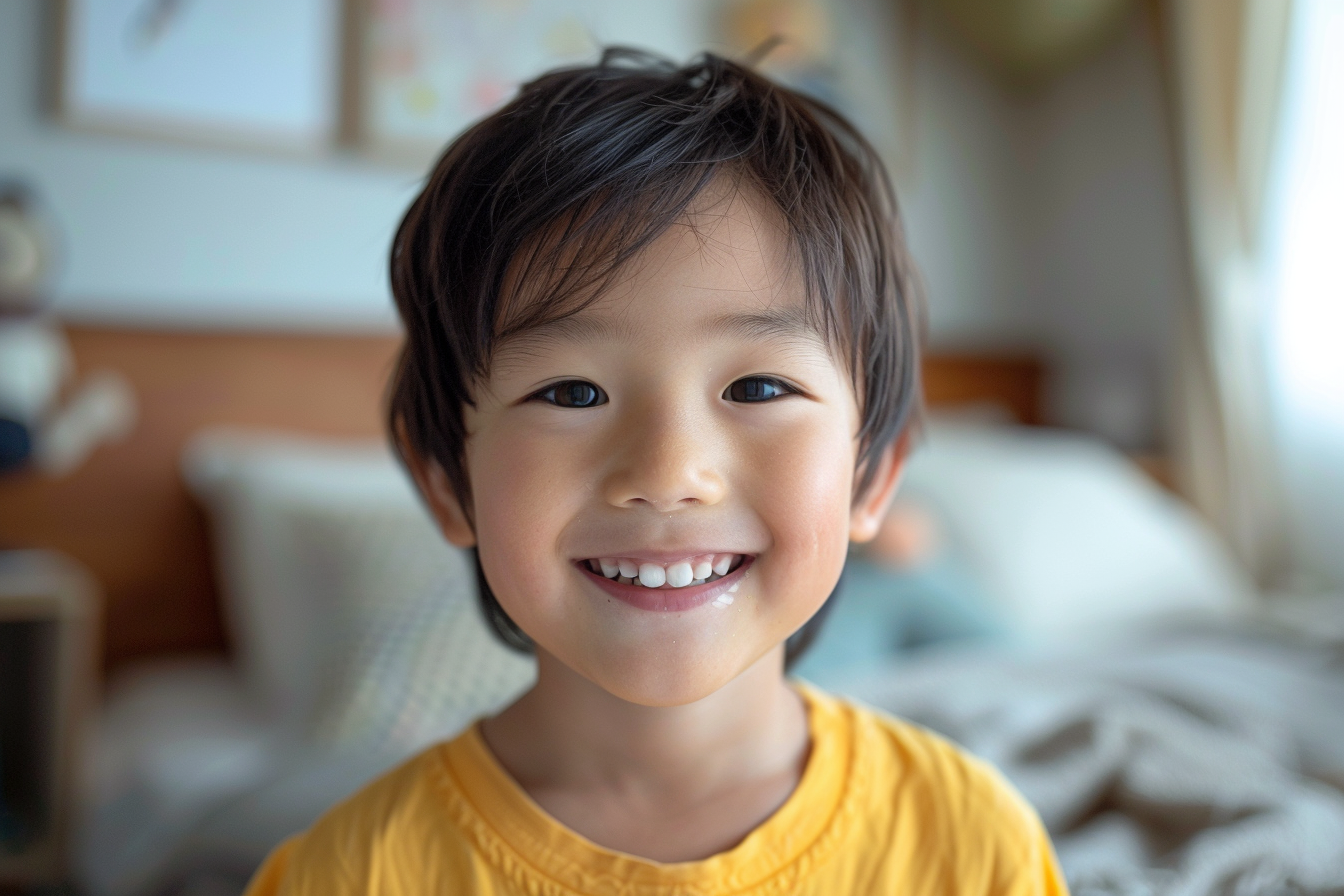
[578,553,748,589]
[576,553,753,612]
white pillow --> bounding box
[900,421,1256,642]
[292,506,534,751]
[182,428,535,745]
[182,429,423,726]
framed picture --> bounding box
[714,0,918,181]
[345,0,713,167]
[55,0,344,155]
[345,0,914,175]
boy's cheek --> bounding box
[738,431,855,599]
[465,429,577,578]
[467,419,595,528]
[755,482,852,605]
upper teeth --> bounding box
[666,562,693,588]
[586,553,742,589]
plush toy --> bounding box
[0,181,135,475]
[865,498,942,570]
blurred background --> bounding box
[1,0,1342,893]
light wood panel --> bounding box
[0,326,1041,673]
[922,354,1044,424]
[0,327,400,672]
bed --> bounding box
[48,330,1344,896]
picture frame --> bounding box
[343,0,714,168]
[50,0,915,176]
[716,0,919,183]
[54,0,344,156]
[343,0,916,176]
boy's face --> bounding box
[422,185,902,706]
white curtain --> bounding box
[1261,0,1344,593]
[1161,0,1294,588]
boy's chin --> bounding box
[593,672,738,708]
[569,642,787,708]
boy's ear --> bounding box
[849,431,910,544]
[404,449,477,549]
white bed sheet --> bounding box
[75,657,411,896]
[80,601,1344,896]
[841,601,1344,895]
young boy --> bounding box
[246,49,1067,895]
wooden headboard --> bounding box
[0,325,1043,674]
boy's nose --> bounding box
[601,403,727,511]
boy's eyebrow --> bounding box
[496,306,826,354]
[707,306,826,344]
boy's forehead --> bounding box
[494,186,830,356]
[496,302,822,354]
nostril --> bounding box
[601,447,727,510]
[624,495,705,511]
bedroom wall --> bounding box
[0,0,1029,343]
[0,0,414,330]
[855,3,1191,451]
[0,0,1189,447]
[1006,7,1189,451]
[897,10,1028,349]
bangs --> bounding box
[491,171,843,365]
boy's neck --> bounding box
[480,645,809,810]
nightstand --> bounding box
[0,551,99,888]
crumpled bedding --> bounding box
[84,611,1344,896]
[844,617,1344,896]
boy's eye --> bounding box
[535,380,607,408]
[724,377,796,403]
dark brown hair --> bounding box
[387,48,923,667]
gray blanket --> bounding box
[846,619,1344,895]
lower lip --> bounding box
[577,558,754,612]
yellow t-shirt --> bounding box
[246,684,1068,895]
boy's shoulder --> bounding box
[244,739,478,896]
[815,682,1036,822]
[802,683,1064,892]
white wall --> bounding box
[898,7,1189,449]
[1,0,1191,449]
[894,8,1190,449]
[0,0,416,331]
[2,0,1035,341]
[898,17,1029,348]
[1009,9,1190,449]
